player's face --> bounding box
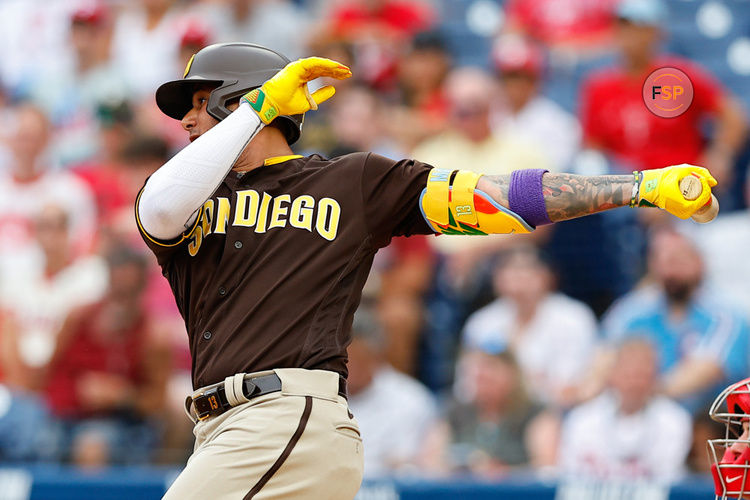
[181,89,240,142]
[181,89,220,142]
[729,421,750,456]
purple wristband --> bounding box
[509,169,551,227]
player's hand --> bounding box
[636,164,717,219]
[242,57,352,124]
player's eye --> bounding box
[730,422,745,438]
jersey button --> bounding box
[234,241,243,249]
[203,331,212,340]
[218,287,226,296]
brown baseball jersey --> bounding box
[136,152,433,388]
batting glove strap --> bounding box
[630,171,644,208]
[242,88,280,125]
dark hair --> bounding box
[121,135,170,164]
[495,244,555,273]
[411,29,448,53]
[96,100,134,127]
[106,246,149,272]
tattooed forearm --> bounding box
[477,173,634,223]
[541,173,633,221]
[477,174,511,207]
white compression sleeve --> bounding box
[138,102,264,240]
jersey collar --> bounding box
[264,155,303,166]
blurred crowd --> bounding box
[0,0,749,487]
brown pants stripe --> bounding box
[244,396,313,499]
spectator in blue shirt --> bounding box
[601,228,750,412]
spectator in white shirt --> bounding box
[0,204,107,371]
[491,35,581,172]
[559,338,692,483]
[347,306,438,478]
[0,103,97,259]
[462,245,597,408]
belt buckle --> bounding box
[193,387,222,421]
[244,379,257,398]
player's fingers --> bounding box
[697,176,714,205]
[296,57,352,81]
[310,86,336,107]
[688,166,718,187]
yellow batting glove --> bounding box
[634,164,718,219]
[242,57,352,124]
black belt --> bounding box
[191,373,348,421]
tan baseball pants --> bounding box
[163,369,364,500]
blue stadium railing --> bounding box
[0,466,717,500]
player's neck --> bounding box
[232,127,294,173]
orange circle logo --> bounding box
[643,67,694,118]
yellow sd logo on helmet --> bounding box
[183,54,196,78]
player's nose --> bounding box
[731,441,747,453]
[181,109,197,131]
[729,438,750,457]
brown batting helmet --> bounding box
[155,42,304,145]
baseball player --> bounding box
[136,43,717,499]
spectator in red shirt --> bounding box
[390,30,452,151]
[316,0,435,89]
[177,20,212,78]
[504,0,619,54]
[580,0,747,186]
[328,0,434,43]
[44,247,171,467]
[73,101,135,230]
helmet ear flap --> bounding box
[269,116,303,146]
[205,80,242,121]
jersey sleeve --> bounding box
[134,184,199,268]
[360,153,435,249]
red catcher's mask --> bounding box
[708,378,750,499]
